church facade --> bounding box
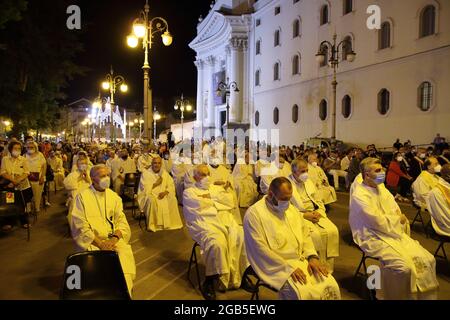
[189,0,450,147]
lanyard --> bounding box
[91,189,114,233]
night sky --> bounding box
[66,0,212,116]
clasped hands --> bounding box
[303,211,322,224]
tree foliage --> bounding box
[0,0,85,136]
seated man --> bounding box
[244,177,341,300]
[288,159,339,272]
[47,151,65,191]
[260,156,291,195]
[182,164,252,300]
[307,154,337,205]
[137,156,183,232]
[63,157,92,212]
[322,151,347,191]
[70,165,136,296]
[349,157,438,300]
[112,149,137,194]
[171,151,191,205]
[232,151,258,208]
[412,157,443,208]
[427,164,450,237]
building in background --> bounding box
[190,0,450,147]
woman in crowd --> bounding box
[386,152,413,202]
[25,141,47,213]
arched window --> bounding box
[255,69,261,86]
[256,39,261,55]
[292,105,299,123]
[293,19,300,38]
[292,54,300,75]
[274,62,280,81]
[255,111,260,126]
[342,95,352,118]
[418,81,433,111]
[319,100,328,121]
[274,29,281,46]
[343,0,353,15]
[379,22,391,49]
[420,5,436,38]
[273,107,279,125]
[320,5,329,25]
[320,44,329,67]
[342,36,353,61]
[378,89,390,115]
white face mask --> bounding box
[198,176,211,190]
[98,177,110,190]
[311,161,318,167]
[296,172,309,183]
[434,165,442,173]
[419,154,426,159]
[270,196,290,214]
[27,149,35,155]
[396,156,403,162]
[11,150,21,158]
[78,164,88,172]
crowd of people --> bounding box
[0,134,449,300]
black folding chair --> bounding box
[187,242,201,290]
[122,173,141,218]
[243,266,278,300]
[352,244,379,300]
[410,203,429,237]
[60,251,131,300]
[0,189,31,241]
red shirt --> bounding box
[386,161,408,187]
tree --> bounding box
[0,0,85,136]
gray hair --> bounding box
[291,159,308,172]
[193,164,208,178]
[90,164,110,178]
[359,157,381,176]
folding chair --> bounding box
[352,244,379,300]
[243,266,278,300]
[410,203,429,237]
[60,251,131,300]
[187,242,201,290]
[0,189,31,241]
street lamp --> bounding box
[127,0,173,142]
[153,109,161,142]
[316,33,356,140]
[174,94,192,142]
[101,66,128,143]
[216,77,239,129]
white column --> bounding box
[194,59,204,129]
[206,56,216,128]
[242,39,249,123]
[229,37,244,123]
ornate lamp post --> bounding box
[315,34,356,140]
[174,94,192,142]
[127,0,173,141]
[101,66,128,142]
[216,77,239,129]
[153,108,161,142]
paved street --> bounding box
[0,189,449,300]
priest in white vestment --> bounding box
[64,157,92,214]
[244,177,341,300]
[47,151,65,191]
[112,149,137,194]
[171,153,192,204]
[259,157,292,195]
[182,164,252,300]
[208,158,242,225]
[70,165,136,296]
[412,157,443,209]
[232,152,258,208]
[137,156,183,232]
[288,159,339,272]
[427,164,450,237]
[307,154,337,205]
[349,158,438,300]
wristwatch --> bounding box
[307,255,320,262]
[110,234,120,240]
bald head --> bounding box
[268,177,292,201]
[193,164,210,182]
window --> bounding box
[342,36,353,61]
[255,111,260,126]
[320,45,329,67]
[418,81,433,111]
[274,29,281,46]
[255,70,261,86]
[320,5,329,25]
[342,95,352,118]
[256,19,261,27]
[275,6,281,15]
[273,107,279,125]
[378,89,390,115]
[293,19,300,38]
[319,100,328,121]
[379,22,391,49]
[274,62,280,81]
[256,40,261,55]
[343,0,353,15]
[292,105,299,123]
[420,5,436,38]
[292,54,300,75]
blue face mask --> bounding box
[373,172,386,185]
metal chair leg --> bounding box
[188,243,201,289]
